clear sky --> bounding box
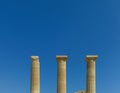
[0,0,120,93]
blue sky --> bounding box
[0,0,120,93]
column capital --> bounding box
[56,55,68,62]
[86,55,98,62]
[31,56,39,61]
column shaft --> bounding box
[30,56,40,93]
[86,55,98,93]
[56,56,68,93]
[57,61,66,93]
[86,60,96,93]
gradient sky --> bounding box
[0,0,120,93]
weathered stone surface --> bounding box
[56,55,68,93]
[30,56,40,93]
[86,55,98,93]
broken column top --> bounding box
[86,55,98,62]
[75,90,86,93]
[56,55,68,62]
[30,56,39,61]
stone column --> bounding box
[56,55,68,93]
[30,56,40,93]
[86,55,98,93]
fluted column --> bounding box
[30,56,40,93]
[86,55,98,93]
[56,55,68,93]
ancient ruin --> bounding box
[30,55,98,93]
